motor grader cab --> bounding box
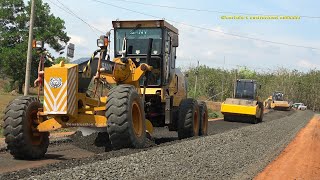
[3,20,208,160]
[270,91,290,111]
[221,79,264,124]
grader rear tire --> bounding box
[198,101,208,136]
[178,99,200,139]
[106,85,146,149]
[3,96,49,160]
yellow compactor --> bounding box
[221,79,264,124]
[3,20,209,160]
[269,92,290,111]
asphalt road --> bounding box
[0,109,308,180]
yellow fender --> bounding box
[145,119,154,134]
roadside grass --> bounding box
[0,94,18,119]
[0,94,18,138]
[208,109,224,119]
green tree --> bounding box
[238,67,257,79]
[184,65,320,111]
[0,0,70,93]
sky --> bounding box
[35,0,320,72]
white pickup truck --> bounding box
[293,103,307,110]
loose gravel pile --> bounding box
[25,110,313,180]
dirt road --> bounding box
[0,144,94,174]
[255,114,320,180]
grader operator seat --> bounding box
[113,20,179,87]
[147,60,161,85]
[135,57,161,86]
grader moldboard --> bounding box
[3,20,208,159]
[221,79,264,124]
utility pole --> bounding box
[221,56,225,101]
[24,0,36,96]
[233,65,239,98]
[194,60,199,98]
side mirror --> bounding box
[172,34,179,47]
[97,35,109,48]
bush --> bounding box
[208,109,223,119]
[3,81,13,93]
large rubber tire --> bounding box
[178,98,200,139]
[106,85,146,149]
[257,102,264,123]
[3,96,49,159]
[198,101,208,136]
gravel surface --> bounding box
[20,110,313,180]
[63,110,293,154]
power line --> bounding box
[91,0,320,51]
[55,0,105,34]
[106,0,320,19]
[45,0,117,57]
[47,0,104,36]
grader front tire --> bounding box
[3,97,49,160]
[106,85,146,149]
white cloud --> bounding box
[69,34,87,44]
[90,18,114,34]
[297,59,320,69]
[172,22,320,72]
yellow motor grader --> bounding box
[3,20,208,159]
[221,79,264,124]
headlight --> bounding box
[32,40,44,49]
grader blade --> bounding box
[78,127,107,136]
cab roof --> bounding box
[112,20,178,34]
[237,79,257,83]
